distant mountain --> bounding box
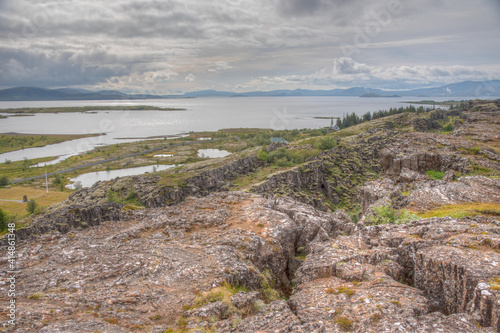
[400,80,500,97]
[0,87,71,101]
[229,81,500,97]
[183,90,236,97]
[0,80,499,101]
[0,87,154,101]
[55,88,94,94]
[360,93,401,98]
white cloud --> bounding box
[237,58,500,90]
[207,61,234,72]
[185,73,196,82]
[333,57,371,75]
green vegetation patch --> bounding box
[425,170,445,180]
[106,189,143,206]
[334,315,354,331]
[366,203,421,225]
[260,269,280,302]
[326,286,356,297]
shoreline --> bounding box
[115,133,189,140]
[0,105,187,114]
[0,133,105,154]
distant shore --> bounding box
[0,105,186,114]
[401,100,466,106]
[0,133,104,154]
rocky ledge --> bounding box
[1,191,500,332]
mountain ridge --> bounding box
[0,80,499,101]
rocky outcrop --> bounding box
[12,156,264,241]
[251,160,337,211]
[0,192,353,332]
[13,202,122,241]
[291,216,500,332]
[252,144,383,211]
[359,175,500,213]
[3,191,500,332]
[68,155,264,208]
[380,148,470,181]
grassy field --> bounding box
[0,105,186,113]
[414,203,500,219]
[0,186,70,217]
[0,133,104,154]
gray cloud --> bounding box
[276,0,328,17]
[0,0,498,92]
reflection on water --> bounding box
[197,149,231,158]
[29,154,78,167]
[153,154,173,157]
[66,164,176,189]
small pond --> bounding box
[197,149,231,158]
[29,154,78,167]
[153,154,173,157]
[66,164,176,189]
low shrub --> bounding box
[0,175,9,186]
[26,199,38,214]
[366,203,420,225]
[314,136,337,150]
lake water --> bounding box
[197,149,231,158]
[66,164,176,189]
[0,96,466,162]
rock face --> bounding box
[359,175,500,213]
[15,202,122,240]
[379,146,470,181]
[68,155,264,208]
[252,144,384,211]
[291,216,500,332]
[2,192,500,332]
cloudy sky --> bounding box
[0,0,499,93]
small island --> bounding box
[0,105,186,114]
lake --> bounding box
[0,96,462,162]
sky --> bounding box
[0,0,499,94]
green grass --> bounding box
[260,269,280,302]
[28,293,43,300]
[231,165,288,190]
[0,186,70,218]
[334,316,354,331]
[426,170,445,180]
[489,277,500,291]
[185,281,248,311]
[366,203,421,225]
[326,286,356,297]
